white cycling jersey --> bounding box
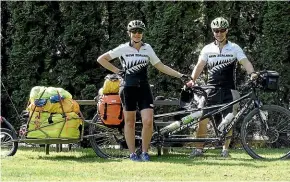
[199,41,247,89]
[108,42,160,86]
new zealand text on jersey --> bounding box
[125,54,149,57]
[209,54,234,58]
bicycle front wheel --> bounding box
[1,128,18,157]
[241,105,290,160]
[88,114,130,159]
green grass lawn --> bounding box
[1,147,289,181]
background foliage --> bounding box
[1,1,290,127]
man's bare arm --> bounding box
[191,59,207,83]
[239,58,255,75]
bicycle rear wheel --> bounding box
[89,114,141,158]
[241,105,290,160]
[1,128,18,157]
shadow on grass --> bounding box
[36,155,124,163]
[149,149,267,168]
[17,147,124,163]
[150,154,264,167]
[17,147,269,167]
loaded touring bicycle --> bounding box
[88,70,290,160]
[1,71,290,160]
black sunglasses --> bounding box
[213,29,227,33]
[130,29,144,34]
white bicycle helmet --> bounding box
[127,20,146,31]
[210,17,229,29]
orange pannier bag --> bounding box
[97,94,124,126]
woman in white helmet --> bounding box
[97,20,187,161]
[187,17,257,158]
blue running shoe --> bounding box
[129,153,140,162]
[140,152,150,162]
[221,149,230,158]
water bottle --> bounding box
[218,113,234,132]
[181,111,202,125]
[159,121,181,135]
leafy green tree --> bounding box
[256,1,290,105]
[56,2,107,118]
[143,2,203,98]
[1,1,290,127]
[1,1,12,118]
[3,2,64,126]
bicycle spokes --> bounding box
[241,105,290,160]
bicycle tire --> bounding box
[88,114,132,159]
[1,128,18,157]
[241,105,290,160]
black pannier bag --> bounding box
[260,70,279,91]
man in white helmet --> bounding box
[187,17,257,157]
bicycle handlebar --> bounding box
[183,70,269,98]
[240,70,269,90]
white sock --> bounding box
[196,148,203,152]
[130,153,136,157]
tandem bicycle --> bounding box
[88,70,290,160]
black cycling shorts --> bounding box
[119,84,154,111]
[203,88,240,117]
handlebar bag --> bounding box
[261,71,279,91]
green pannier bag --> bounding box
[27,112,82,139]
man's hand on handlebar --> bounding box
[250,72,258,80]
[243,71,263,89]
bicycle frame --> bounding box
[153,87,262,144]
